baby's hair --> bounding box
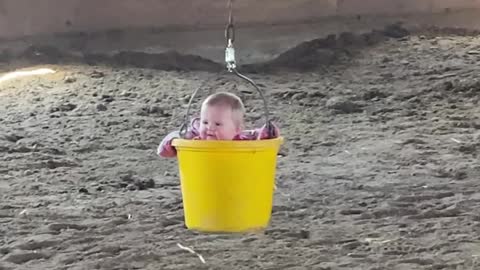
[202,92,245,126]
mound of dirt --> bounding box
[6,46,223,72]
[8,24,480,74]
[242,24,405,72]
[1,23,412,73]
[93,51,222,72]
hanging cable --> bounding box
[223,0,275,137]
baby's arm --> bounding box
[157,131,180,157]
[157,119,201,158]
[256,122,280,139]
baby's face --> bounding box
[199,105,241,140]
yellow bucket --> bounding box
[172,137,283,232]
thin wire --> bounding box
[227,0,233,25]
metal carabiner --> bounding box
[225,44,236,71]
[225,23,236,71]
[224,0,236,71]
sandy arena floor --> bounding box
[1,26,480,270]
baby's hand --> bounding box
[157,131,180,158]
[258,122,280,139]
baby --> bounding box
[158,92,280,158]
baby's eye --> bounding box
[202,121,208,125]
[215,122,222,126]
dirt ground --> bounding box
[1,25,480,270]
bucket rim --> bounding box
[172,136,284,149]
